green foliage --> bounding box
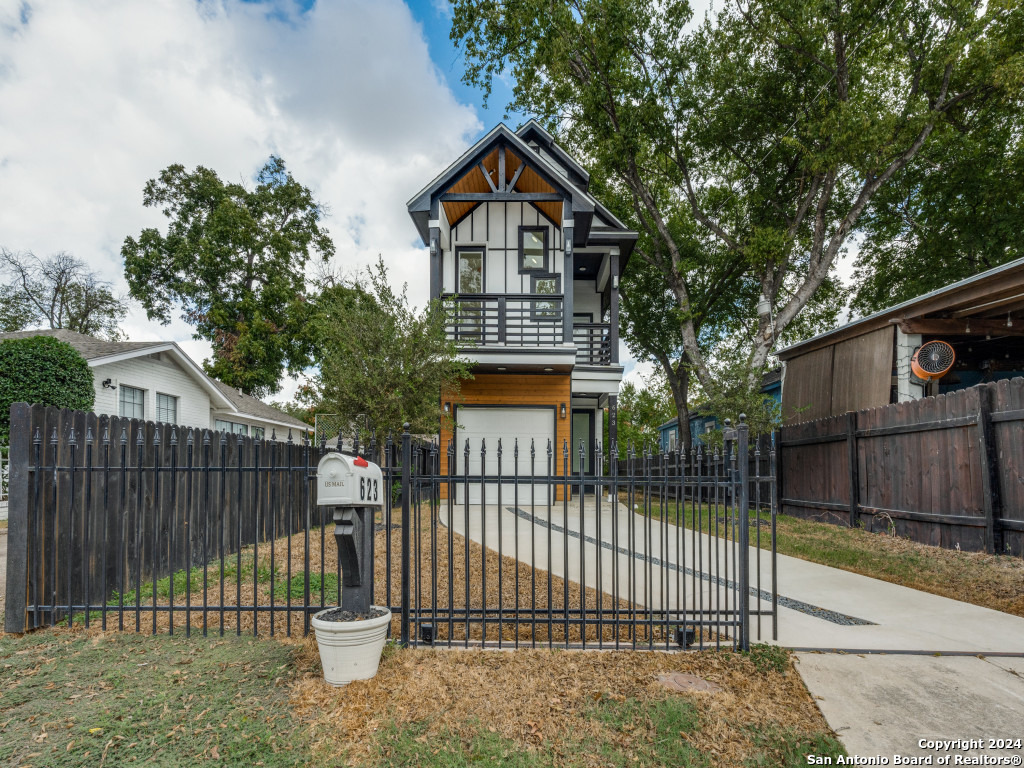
[122,156,334,398]
[744,727,847,767]
[603,375,674,458]
[0,632,312,766]
[312,258,472,440]
[852,95,1024,314]
[0,336,94,444]
[0,249,127,339]
[450,0,1023,433]
[744,644,790,676]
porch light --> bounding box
[444,402,451,414]
[560,403,566,418]
[544,367,554,372]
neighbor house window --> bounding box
[214,419,249,436]
[119,385,145,420]
[156,393,177,424]
[531,273,561,320]
[519,227,548,272]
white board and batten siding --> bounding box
[454,407,555,505]
[441,202,565,295]
[91,353,212,428]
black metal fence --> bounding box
[5,403,775,651]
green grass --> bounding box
[0,630,315,767]
[638,495,1024,617]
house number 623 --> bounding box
[360,477,379,502]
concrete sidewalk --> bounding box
[443,501,1024,653]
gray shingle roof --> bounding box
[0,329,166,360]
[1,329,310,431]
[210,379,311,432]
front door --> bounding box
[571,409,594,482]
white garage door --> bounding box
[455,407,555,505]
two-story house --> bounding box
[407,121,637,501]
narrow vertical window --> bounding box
[156,393,177,424]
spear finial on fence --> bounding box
[187,428,194,447]
[287,429,293,444]
[270,428,277,443]
[202,430,211,446]
[353,425,360,456]
[220,430,228,446]
[464,438,470,459]
[547,437,552,460]
[153,427,160,446]
[50,427,58,445]
[562,437,568,459]
[68,427,77,446]
[102,426,110,445]
[85,426,94,444]
[135,427,144,446]
[530,437,535,460]
[170,427,178,446]
[120,426,128,445]
[33,427,41,445]
[514,436,519,460]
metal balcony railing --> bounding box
[444,294,613,365]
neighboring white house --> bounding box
[0,329,311,438]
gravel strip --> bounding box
[508,507,875,627]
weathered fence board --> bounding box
[779,379,1024,556]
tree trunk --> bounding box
[658,352,692,456]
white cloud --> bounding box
[0,0,481,401]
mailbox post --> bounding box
[316,452,384,614]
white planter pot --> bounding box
[311,607,392,687]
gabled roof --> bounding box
[0,329,310,430]
[210,379,310,433]
[407,123,637,264]
[515,120,591,187]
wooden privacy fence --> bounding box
[3,402,330,634]
[779,378,1024,556]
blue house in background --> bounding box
[658,368,782,451]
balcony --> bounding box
[444,294,612,366]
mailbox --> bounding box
[317,452,384,614]
[317,452,385,508]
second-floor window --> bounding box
[119,385,144,420]
[457,247,484,293]
[531,273,560,320]
[156,393,177,424]
[519,227,548,272]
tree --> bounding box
[0,336,94,444]
[602,375,675,459]
[852,94,1024,314]
[450,0,1021,423]
[311,259,472,445]
[122,156,335,398]
[0,249,128,340]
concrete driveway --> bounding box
[443,500,1024,759]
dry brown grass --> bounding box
[289,643,831,767]
[104,509,723,647]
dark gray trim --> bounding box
[571,407,596,475]
[478,162,498,193]
[455,245,486,294]
[608,394,618,453]
[563,202,574,344]
[429,200,441,300]
[573,365,625,373]
[507,162,525,192]
[609,252,620,364]
[518,226,549,273]
[573,312,594,323]
[4,403,30,633]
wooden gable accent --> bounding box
[441,144,562,229]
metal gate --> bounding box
[397,418,777,651]
[5,404,776,651]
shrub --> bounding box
[0,336,94,443]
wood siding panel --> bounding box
[440,374,572,499]
[831,326,894,414]
[781,346,834,425]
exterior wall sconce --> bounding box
[102,378,116,390]
[444,402,451,414]
[560,403,566,419]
